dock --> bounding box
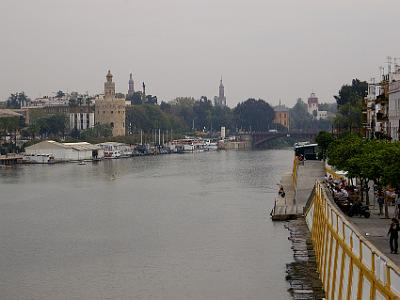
[271,160,324,221]
[0,154,23,166]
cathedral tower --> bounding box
[128,73,134,97]
[214,76,227,107]
[219,77,225,100]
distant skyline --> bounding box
[1,0,400,107]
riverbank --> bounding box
[280,159,400,299]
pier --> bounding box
[271,159,324,220]
[0,154,23,166]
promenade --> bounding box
[274,159,400,267]
[347,203,400,265]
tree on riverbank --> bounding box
[333,79,368,134]
[315,131,334,160]
[233,98,274,132]
[327,134,400,205]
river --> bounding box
[0,150,293,300]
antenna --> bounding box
[379,66,384,79]
[387,56,393,74]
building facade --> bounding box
[70,111,95,131]
[307,93,328,120]
[25,140,103,161]
[273,101,289,129]
[389,65,400,140]
[95,71,126,136]
[214,77,227,107]
[307,93,319,116]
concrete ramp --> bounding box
[271,160,324,221]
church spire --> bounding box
[219,76,224,99]
[128,73,134,97]
[215,75,226,107]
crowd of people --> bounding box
[323,175,370,217]
[324,174,400,254]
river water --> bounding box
[0,150,293,300]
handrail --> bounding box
[305,180,400,299]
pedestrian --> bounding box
[278,185,285,198]
[395,189,400,219]
[377,191,384,216]
[388,218,399,254]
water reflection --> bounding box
[0,150,293,300]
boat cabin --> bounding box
[294,142,318,160]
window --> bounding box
[111,111,113,114]
[110,122,114,128]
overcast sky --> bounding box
[1,0,399,107]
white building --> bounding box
[69,112,95,131]
[389,65,400,140]
[317,110,328,120]
[307,93,328,120]
[25,140,103,161]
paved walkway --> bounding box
[295,160,325,206]
[346,204,400,265]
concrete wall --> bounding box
[305,181,400,299]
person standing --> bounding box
[388,218,399,254]
[395,189,400,219]
[377,191,384,216]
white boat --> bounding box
[97,142,133,159]
[204,139,218,151]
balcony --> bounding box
[376,111,388,122]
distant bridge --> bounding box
[243,131,318,149]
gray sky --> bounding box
[1,0,400,107]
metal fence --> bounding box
[305,180,400,300]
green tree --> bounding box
[29,114,67,139]
[233,98,275,132]
[127,91,144,105]
[56,90,65,98]
[81,124,113,140]
[6,92,29,108]
[333,79,367,133]
[334,79,368,106]
[316,131,334,160]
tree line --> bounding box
[317,132,400,206]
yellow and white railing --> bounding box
[305,181,400,300]
[292,157,299,189]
